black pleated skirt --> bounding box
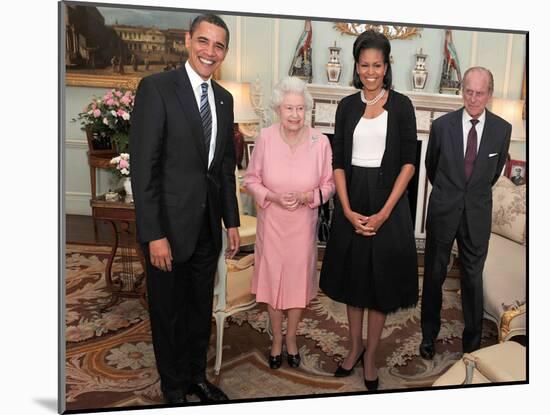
[320,166,418,313]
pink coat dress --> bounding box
[244,124,335,309]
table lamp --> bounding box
[490,98,526,141]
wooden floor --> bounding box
[66,214,137,245]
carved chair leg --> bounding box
[214,312,227,375]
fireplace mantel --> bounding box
[306,83,464,135]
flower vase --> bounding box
[121,176,133,202]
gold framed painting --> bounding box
[64,3,199,88]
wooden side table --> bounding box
[90,195,148,310]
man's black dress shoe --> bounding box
[189,381,229,402]
[334,348,365,377]
[163,390,187,405]
[419,338,435,360]
[364,377,379,391]
[269,354,282,369]
[287,353,301,368]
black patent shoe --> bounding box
[334,348,365,377]
[287,353,301,368]
[364,377,379,391]
[188,380,228,402]
[269,354,282,369]
[419,338,435,360]
[163,390,187,404]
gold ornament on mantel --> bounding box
[334,23,421,40]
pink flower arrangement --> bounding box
[110,153,130,177]
[75,88,135,152]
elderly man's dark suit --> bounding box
[130,66,240,394]
[421,108,511,353]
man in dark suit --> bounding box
[420,67,511,359]
[130,14,240,404]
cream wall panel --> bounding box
[476,31,509,98]
[509,141,526,161]
[241,16,275,109]
[508,34,526,99]
[278,18,308,84]
[220,14,275,123]
[220,14,238,80]
[65,192,94,216]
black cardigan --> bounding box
[332,89,417,189]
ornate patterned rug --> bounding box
[65,244,498,411]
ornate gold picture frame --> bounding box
[333,22,421,39]
[64,3,199,88]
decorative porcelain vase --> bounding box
[412,49,428,91]
[326,42,342,84]
[121,176,133,201]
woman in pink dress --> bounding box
[244,77,335,369]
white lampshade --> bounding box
[490,98,526,140]
[217,81,259,123]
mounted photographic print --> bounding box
[60,0,528,414]
[506,159,527,185]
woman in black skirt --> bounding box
[320,30,418,391]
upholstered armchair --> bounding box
[212,170,257,375]
[483,176,526,341]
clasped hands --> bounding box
[267,191,312,211]
[345,210,388,237]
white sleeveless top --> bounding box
[351,111,388,168]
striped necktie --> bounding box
[200,82,212,152]
[464,118,479,181]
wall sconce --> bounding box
[490,98,526,141]
[217,81,260,168]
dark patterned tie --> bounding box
[464,119,479,181]
[200,82,212,153]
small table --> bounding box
[90,195,148,310]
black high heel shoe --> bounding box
[334,348,366,377]
[287,353,301,368]
[364,377,379,391]
[269,354,282,369]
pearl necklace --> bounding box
[361,88,386,106]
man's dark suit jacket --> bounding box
[425,108,511,247]
[130,67,240,262]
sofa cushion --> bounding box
[468,341,526,382]
[491,176,526,244]
[432,341,526,386]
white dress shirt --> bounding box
[185,61,218,167]
[462,109,486,156]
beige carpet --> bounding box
[64,243,497,411]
